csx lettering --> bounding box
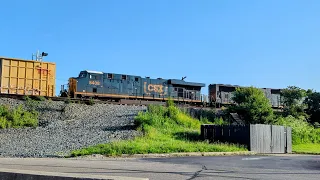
[89,81,100,85]
[147,84,163,93]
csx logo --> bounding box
[144,82,164,93]
[148,84,163,93]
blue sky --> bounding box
[0,0,319,96]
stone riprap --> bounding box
[0,98,146,157]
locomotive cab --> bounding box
[78,71,88,78]
[70,70,104,98]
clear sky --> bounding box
[0,0,319,96]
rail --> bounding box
[0,93,208,108]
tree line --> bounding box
[228,86,320,127]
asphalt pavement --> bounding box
[142,154,320,179]
[0,154,319,180]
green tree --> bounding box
[304,91,320,124]
[280,86,307,117]
[229,86,274,124]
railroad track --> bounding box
[0,93,208,108]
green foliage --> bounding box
[70,100,246,157]
[293,143,320,154]
[229,86,274,124]
[23,95,40,111]
[86,98,95,105]
[35,96,46,101]
[281,86,306,107]
[304,91,320,124]
[280,86,307,117]
[64,97,71,104]
[223,85,320,146]
[166,98,175,107]
[0,104,38,129]
[213,117,227,125]
[274,115,320,144]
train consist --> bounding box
[0,54,284,108]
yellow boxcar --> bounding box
[0,57,56,97]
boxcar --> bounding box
[66,70,206,104]
[208,83,282,108]
[0,57,56,97]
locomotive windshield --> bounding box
[78,71,87,78]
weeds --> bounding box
[274,115,320,144]
[64,97,71,104]
[0,104,38,129]
[23,96,40,111]
[86,98,95,105]
[70,99,246,157]
[35,96,46,101]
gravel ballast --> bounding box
[0,98,147,157]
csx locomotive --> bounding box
[62,70,206,105]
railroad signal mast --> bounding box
[32,50,48,61]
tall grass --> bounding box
[274,115,320,144]
[293,143,320,154]
[71,100,246,157]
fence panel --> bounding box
[201,124,292,154]
[251,124,272,153]
[286,127,292,153]
[271,125,285,153]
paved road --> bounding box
[0,154,319,180]
[143,154,320,179]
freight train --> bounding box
[0,55,284,108]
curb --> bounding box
[0,168,149,180]
[292,152,320,155]
[112,151,257,158]
[255,153,320,157]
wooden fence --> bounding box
[201,124,292,153]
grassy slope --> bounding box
[293,143,320,154]
[70,102,246,157]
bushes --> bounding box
[229,87,274,124]
[134,103,207,135]
[273,115,320,144]
[0,104,38,129]
[70,100,246,157]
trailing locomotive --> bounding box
[62,70,206,105]
[208,84,283,108]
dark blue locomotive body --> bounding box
[67,70,205,104]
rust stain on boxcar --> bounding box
[36,66,52,76]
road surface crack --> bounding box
[187,165,207,180]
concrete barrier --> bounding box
[0,168,149,180]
